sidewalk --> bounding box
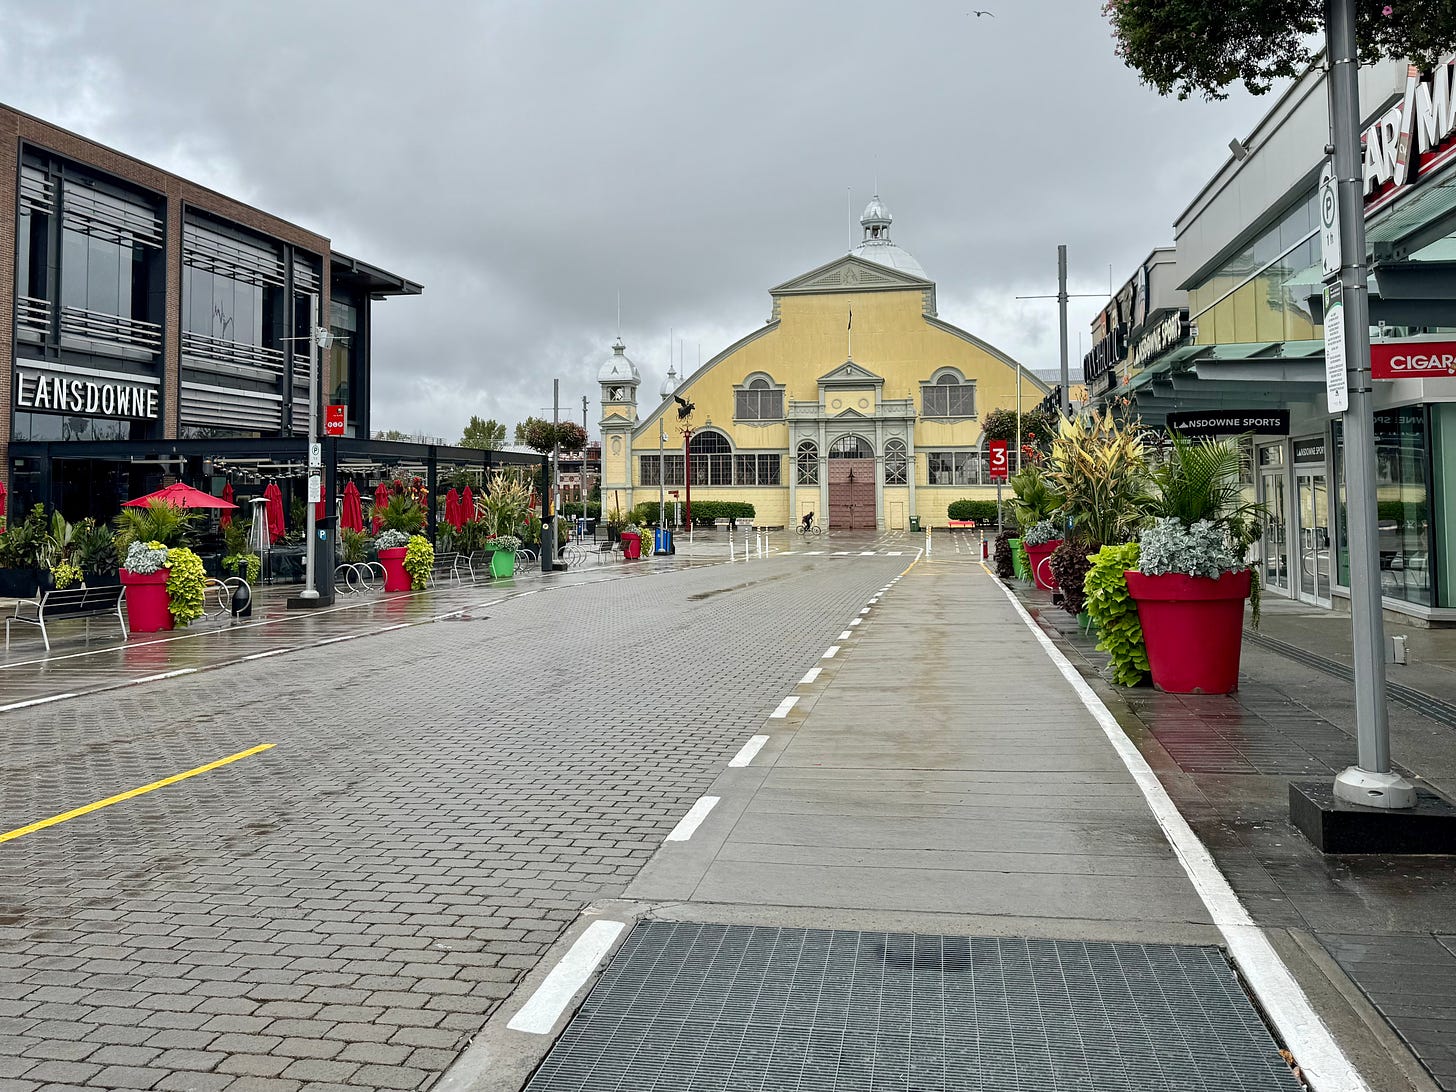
[453,554,1423,1092]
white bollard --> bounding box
[730,532,735,562]
[925,527,932,557]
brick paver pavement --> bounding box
[0,549,907,1091]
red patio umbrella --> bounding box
[124,482,238,510]
[341,481,365,533]
[372,481,389,534]
[461,485,475,525]
[445,488,461,532]
[263,482,285,544]
[220,482,234,528]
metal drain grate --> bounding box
[523,921,1301,1092]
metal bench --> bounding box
[5,584,128,651]
[430,551,468,584]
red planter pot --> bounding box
[119,568,173,634]
[1124,569,1252,694]
[621,531,642,560]
[1024,539,1062,591]
[378,547,411,592]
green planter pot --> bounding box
[1010,539,1031,581]
[489,549,516,579]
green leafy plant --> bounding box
[0,504,48,569]
[221,517,250,558]
[481,470,533,538]
[1105,0,1456,101]
[1021,519,1060,546]
[51,561,83,589]
[72,519,118,578]
[165,547,207,626]
[123,540,169,574]
[39,511,76,570]
[1045,409,1152,549]
[1008,466,1062,531]
[947,499,1000,523]
[339,528,371,564]
[1084,542,1149,687]
[402,534,434,590]
[378,494,425,534]
[523,419,589,454]
[631,499,756,526]
[114,500,196,561]
[1148,433,1264,555]
[222,553,261,584]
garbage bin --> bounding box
[909,516,921,532]
[621,531,642,560]
[653,528,674,555]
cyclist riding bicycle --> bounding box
[801,511,815,532]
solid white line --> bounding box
[243,648,293,661]
[805,551,824,556]
[839,630,852,640]
[849,618,861,626]
[822,646,840,659]
[506,920,626,1034]
[991,571,1370,1092]
[131,668,198,683]
[665,796,719,842]
[769,696,799,719]
[800,667,822,685]
[729,735,770,767]
[0,693,78,712]
[379,623,412,631]
[316,633,361,645]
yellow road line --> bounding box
[0,743,275,845]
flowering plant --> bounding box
[51,561,83,589]
[486,534,522,553]
[1021,519,1061,546]
[374,529,410,551]
[124,540,169,574]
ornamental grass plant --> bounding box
[1045,409,1152,549]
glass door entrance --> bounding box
[1260,470,1289,594]
[1295,469,1331,605]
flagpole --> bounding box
[848,305,853,360]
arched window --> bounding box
[884,438,908,484]
[735,374,785,421]
[796,440,819,485]
[921,370,976,418]
[689,429,732,485]
[828,435,873,459]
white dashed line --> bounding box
[506,920,626,1034]
[822,646,840,659]
[131,668,198,683]
[770,696,800,719]
[800,667,822,685]
[665,796,720,842]
[859,551,875,556]
[316,634,361,645]
[859,607,871,615]
[379,623,412,632]
[0,693,78,712]
[849,619,861,626]
[887,551,903,556]
[243,648,293,661]
[805,551,824,555]
[839,631,852,640]
[729,735,770,767]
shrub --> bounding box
[1138,518,1239,579]
[52,561,83,589]
[1084,543,1148,687]
[1009,466,1062,529]
[1045,409,1151,548]
[0,504,51,570]
[947,499,1000,523]
[223,553,261,584]
[993,531,1015,578]
[338,528,371,564]
[1049,540,1094,616]
[631,499,754,525]
[164,547,207,627]
[403,535,434,590]
[124,540,169,574]
[374,529,410,551]
[1021,519,1060,546]
[114,500,197,561]
[378,494,425,534]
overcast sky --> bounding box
[0,0,1277,442]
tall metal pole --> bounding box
[301,294,321,600]
[658,427,666,528]
[1327,0,1414,808]
[683,426,692,529]
[582,395,588,531]
[1057,244,1070,417]
[552,378,561,539]
[1015,365,1022,475]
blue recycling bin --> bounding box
[653,528,675,555]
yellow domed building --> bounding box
[598,197,1048,530]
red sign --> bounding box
[1371,340,1456,379]
[988,439,1009,482]
[324,404,346,436]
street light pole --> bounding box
[1058,244,1071,417]
[1326,0,1414,809]
[301,294,324,601]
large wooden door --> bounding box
[828,458,876,528]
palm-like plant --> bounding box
[1045,410,1153,548]
[114,501,197,563]
[378,493,425,534]
[1007,466,1062,532]
[1149,433,1265,554]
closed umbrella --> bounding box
[263,482,284,543]
[461,485,475,525]
[372,481,389,534]
[342,481,365,533]
[445,488,461,532]
[220,482,234,528]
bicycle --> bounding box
[795,521,823,537]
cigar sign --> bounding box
[1370,340,1456,378]
[14,367,159,419]
[1364,57,1456,213]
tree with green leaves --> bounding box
[514,417,548,445]
[460,415,506,450]
[1104,0,1456,100]
[523,419,588,454]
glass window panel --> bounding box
[758,454,780,485]
[735,390,753,419]
[61,228,87,309]
[640,455,660,486]
[796,442,818,485]
[734,454,756,484]
[764,390,783,419]
[663,454,683,485]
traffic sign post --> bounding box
[1320,161,1341,278]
